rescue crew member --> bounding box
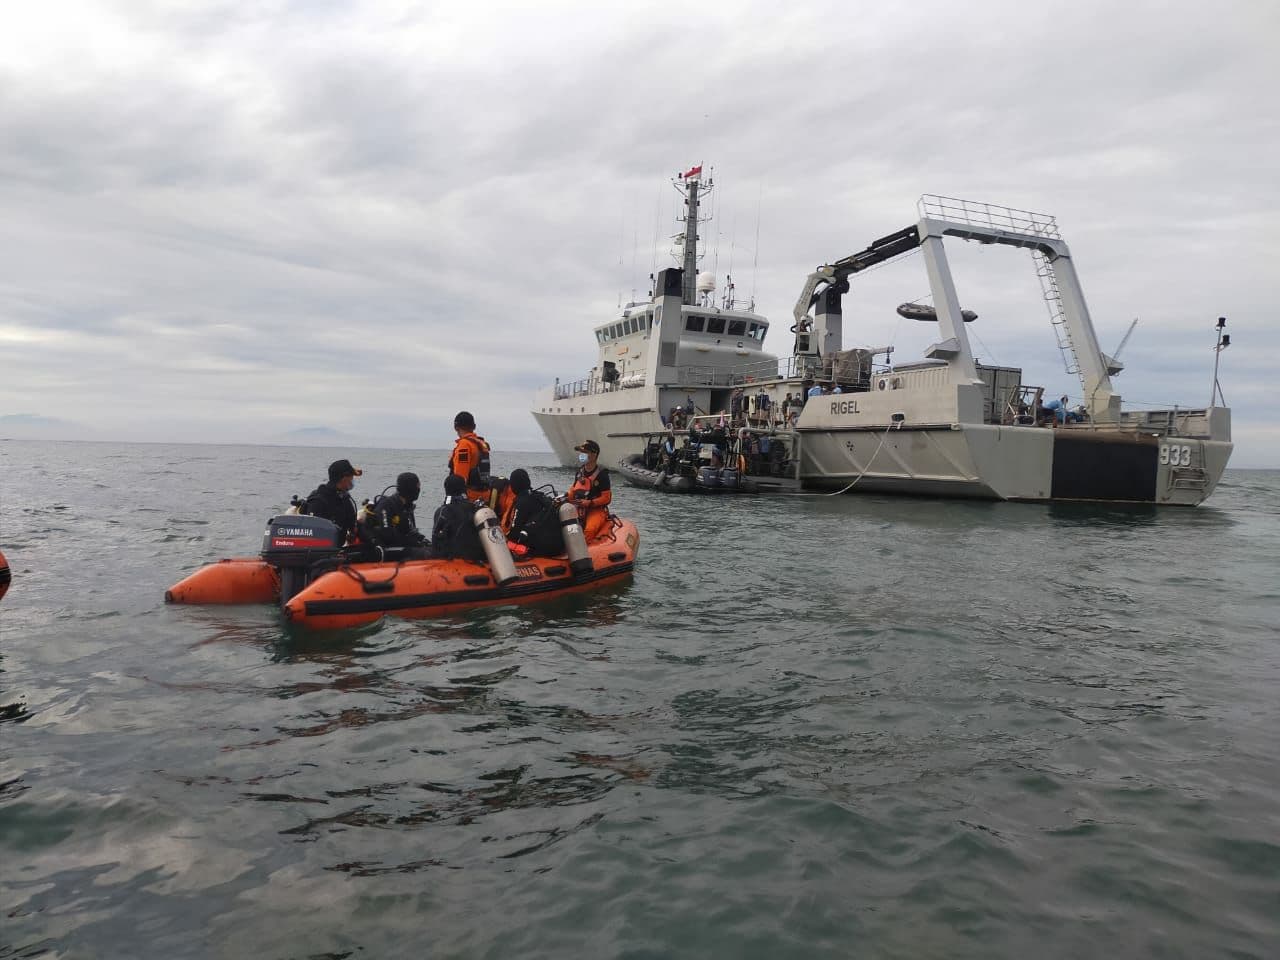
[661,427,678,472]
[365,472,428,558]
[303,459,361,545]
[431,475,486,564]
[449,411,492,503]
[504,468,561,557]
[567,440,612,542]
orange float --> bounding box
[166,512,639,630]
[165,558,279,605]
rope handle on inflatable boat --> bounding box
[603,514,624,542]
[824,423,897,497]
[338,560,403,590]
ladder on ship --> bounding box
[1032,249,1087,397]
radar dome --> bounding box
[696,271,716,294]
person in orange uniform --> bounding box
[448,411,492,503]
[567,439,612,541]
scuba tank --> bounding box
[558,501,594,577]
[472,506,518,587]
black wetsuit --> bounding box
[366,492,427,555]
[507,490,562,557]
[431,497,486,564]
[303,481,358,544]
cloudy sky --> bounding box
[1,0,1276,464]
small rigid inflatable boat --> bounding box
[617,454,695,492]
[0,548,10,603]
[167,510,640,630]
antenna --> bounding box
[750,183,762,312]
[631,211,639,304]
[617,204,625,309]
[651,179,662,291]
[1210,316,1230,407]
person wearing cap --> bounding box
[431,474,486,563]
[302,459,362,545]
[364,472,428,558]
[566,440,612,541]
[448,411,493,503]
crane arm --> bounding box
[791,225,921,330]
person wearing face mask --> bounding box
[566,440,612,541]
[302,459,362,545]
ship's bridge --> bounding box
[592,304,769,348]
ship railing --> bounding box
[672,355,873,388]
[918,194,1061,240]
[1118,406,1213,438]
[552,376,648,400]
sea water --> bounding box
[1,440,1278,959]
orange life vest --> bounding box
[449,432,491,501]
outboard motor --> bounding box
[472,506,519,587]
[261,514,344,605]
[558,502,594,577]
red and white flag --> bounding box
[681,164,702,180]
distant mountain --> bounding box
[0,413,91,439]
[263,425,364,447]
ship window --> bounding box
[685,315,705,332]
[755,324,768,341]
[706,316,726,334]
[596,330,606,343]
[727,320,747,336]
[626,318,636,334]
[747,323,758,338]
[612,323,623,338]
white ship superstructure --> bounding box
[532,167,778,468]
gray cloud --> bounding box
[0,0,1275,463]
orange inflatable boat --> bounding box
[166,509,639,629]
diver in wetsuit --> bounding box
[504,468,562,558]
[365,472,428,558]
[431,475,486,563]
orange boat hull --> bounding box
[165,558,279,605]
[285,519,641,630]
[0,548,10,602]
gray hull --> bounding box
[798,423,1231,505]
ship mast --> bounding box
[674,165,711,305]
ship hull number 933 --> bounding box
[1159,444,1193,467]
